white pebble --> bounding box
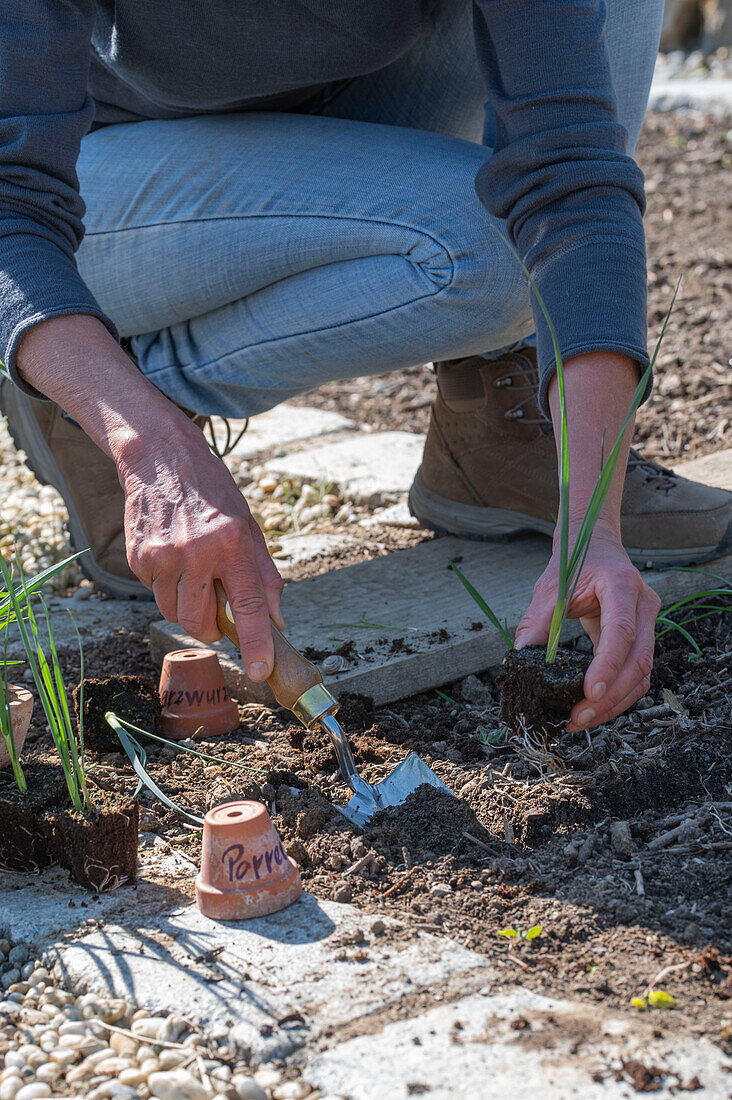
[131,1017,167,1040]
[48,1049,76,1068]
[273,1083,309,1100]
[93,1057,132,1075]
[139,1058,161,1076]
[118,1069,147,1088]
[158,1051,187,1070]
[0,1078,23,1100]
[254,1068,282,1089]
[15,1086,51,1100]
[3,1056,25,1071]
[148,1068,208,1100]
[231,1077,267,1100]
[32,1067,59,1086]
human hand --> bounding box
[514,525,661,731]
[120,429,284,682]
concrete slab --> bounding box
[150,534,732,706]
[305,989,730,1100]
[217,405,357,461]
[360,501,420,529]
[0,842,196,944]
[649,76,732,115]
[51,897,492,1064]
[675,448,732,491]
[273,533,357,572]
[265,433,426,505]
[4,594,156,661]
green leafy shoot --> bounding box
[632,989,677,1010]
[105,713,204,827]
[0,551,86,634]
[474,725,505,747]
[498,924,542,941]
[435,689,468,710]
[449,560,513,648]
[0,632,26,793]
[104,712,264,774]
[0,554,88,813]
[494,225,680,663]
[654,578,731,656]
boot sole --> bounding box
[1,381,152,600]
[408,468,732,571]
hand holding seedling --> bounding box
[514,351,662,732]
[16,315,285,682]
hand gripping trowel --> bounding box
[214,581,453,828]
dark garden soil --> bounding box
[32,595,732,1053]
[290,112,732,468]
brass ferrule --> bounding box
[292,683,339,727]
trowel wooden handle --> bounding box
[214,579,323,710]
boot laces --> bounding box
[492,360,677,488]
[492,357,546,426]
[190,415,250,459]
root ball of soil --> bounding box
[498,646,589,739]
[74,675,161,752]
[50,797,139,891]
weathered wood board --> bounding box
[150,534,732,707]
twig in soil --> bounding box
[95,1020,192,1051]
[402,846,412,869]
[342,852,375,878]
[503,815,515,846]
[634,868,645,896]
[196,1054,212,1093]
[382,866,417,898]
[462,830,493,853]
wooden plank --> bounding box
[150,535,732,706]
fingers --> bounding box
[513,575,558,649]
[152,571,180,623]
[219,533,275,681]
[248,515,285,631]
[582,577,640,705]
[568,586,660,732]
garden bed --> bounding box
[24,599,731,1052]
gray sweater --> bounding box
[0,1,649,410]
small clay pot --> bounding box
[158,649,239,740]
[0,684,33,770]
[196,800,302,921]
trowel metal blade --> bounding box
[335,751,455,829]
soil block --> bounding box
[74,675,161,753]
[0,761,68,873]
[498,645,590,738]
[50,795,139,892]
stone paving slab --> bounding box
[265,433,426,505]
[673,447,732,490]
[50,896,492,1063]
[150,533,732,706]
[305,989,730,1099]
[649,76,732,114]
[215,405,357,460]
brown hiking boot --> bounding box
[1,380,150,598]
[408,349,732,569]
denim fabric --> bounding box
[74,0,663,419]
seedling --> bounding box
[498,924,542,941]
[104,712,264,828]
[631,989,676,1010]
[655,573,731,658]
[0,635,26,793]
[451,239,680,665]
[0,553,89,813]
[474,726,505,747]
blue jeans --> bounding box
[76,0,663,419]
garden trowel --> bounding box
[214,581,453,828]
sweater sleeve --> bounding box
[0,0,117,394]
[472,0,650,415]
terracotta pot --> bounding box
[0,684,33,770]
[158,648,239,740]
[196,800,302,920]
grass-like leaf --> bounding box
[449,560,513,647]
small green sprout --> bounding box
[475,726,505,747]
[498,924,542,941]
[631,989,676,1010]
